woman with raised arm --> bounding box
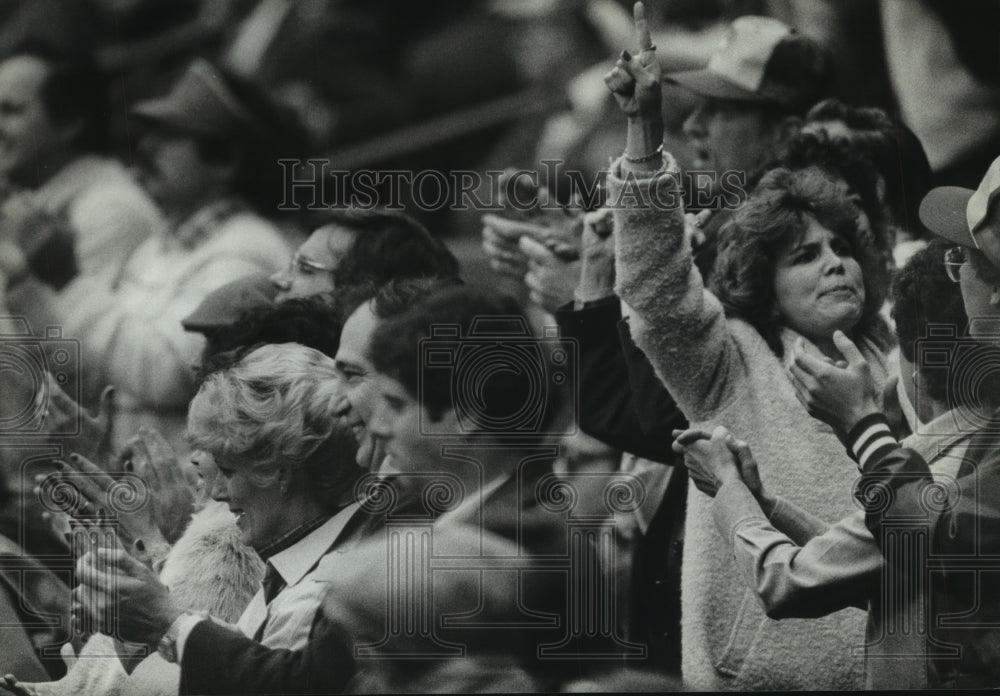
[601,3,893,690]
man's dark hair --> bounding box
[334,276,464,326]
[891,241,969,403]
[12,41,110,154]
[197,295,343,383]
[369,286,567,434]
[805,99,933,237]
[315,209,459,289]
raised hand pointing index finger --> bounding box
[634,2,653,52]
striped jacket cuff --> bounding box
[845,412,898,470]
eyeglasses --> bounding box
[944,246,967,283]
[289,252,333,275]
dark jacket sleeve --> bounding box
[554,297,685,463]
[617,316,688,455]
[849,414,1000,686]
[851,414,1000,557]
[179,613,354,695]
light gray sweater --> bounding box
[609,156,890,691]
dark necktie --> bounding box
[261,561,286,605]
[253,562,287,642]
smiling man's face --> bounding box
[334,300,389,471]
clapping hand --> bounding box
[482,168,584,277]
[52,426,195,559]
[74,527,180,646]
[52,452,167,557]
[482,206,586,313]
[788,331,880,434]
[519,235,581,313]
[42,377,116,468]
[117,427,195,544]
[518,208,617,313]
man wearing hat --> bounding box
[788,155,1000,688]
[33,59,293,453]
[669,15,831,184]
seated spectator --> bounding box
[12,435,263,696]
[270,209,460,302]
[673,241,971,690]
[15,285,367,696]
[0,42,160,291]
[194,295,343,382]
[180,272,280,354]
[24,59,299,453]
[27,343,360,696]
[0,43,161,522]
[600,10,891,688]
[184,343,361,648]
[78,284,628,694]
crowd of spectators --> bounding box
[0,0,998,693]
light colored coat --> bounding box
[609,156,890,690]
[17,204,290,453]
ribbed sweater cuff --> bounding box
[845,413,898,471]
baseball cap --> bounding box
[665,16,831,112]
[919,155,1000,249]
[182,273,278,333]
[131,58,265,138]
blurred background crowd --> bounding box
[0,0,997,693]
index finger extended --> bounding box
[633,1,651,51]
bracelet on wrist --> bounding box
[623,144,664,164]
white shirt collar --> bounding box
[268,503,359,588]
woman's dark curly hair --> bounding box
[710,166,891,357]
